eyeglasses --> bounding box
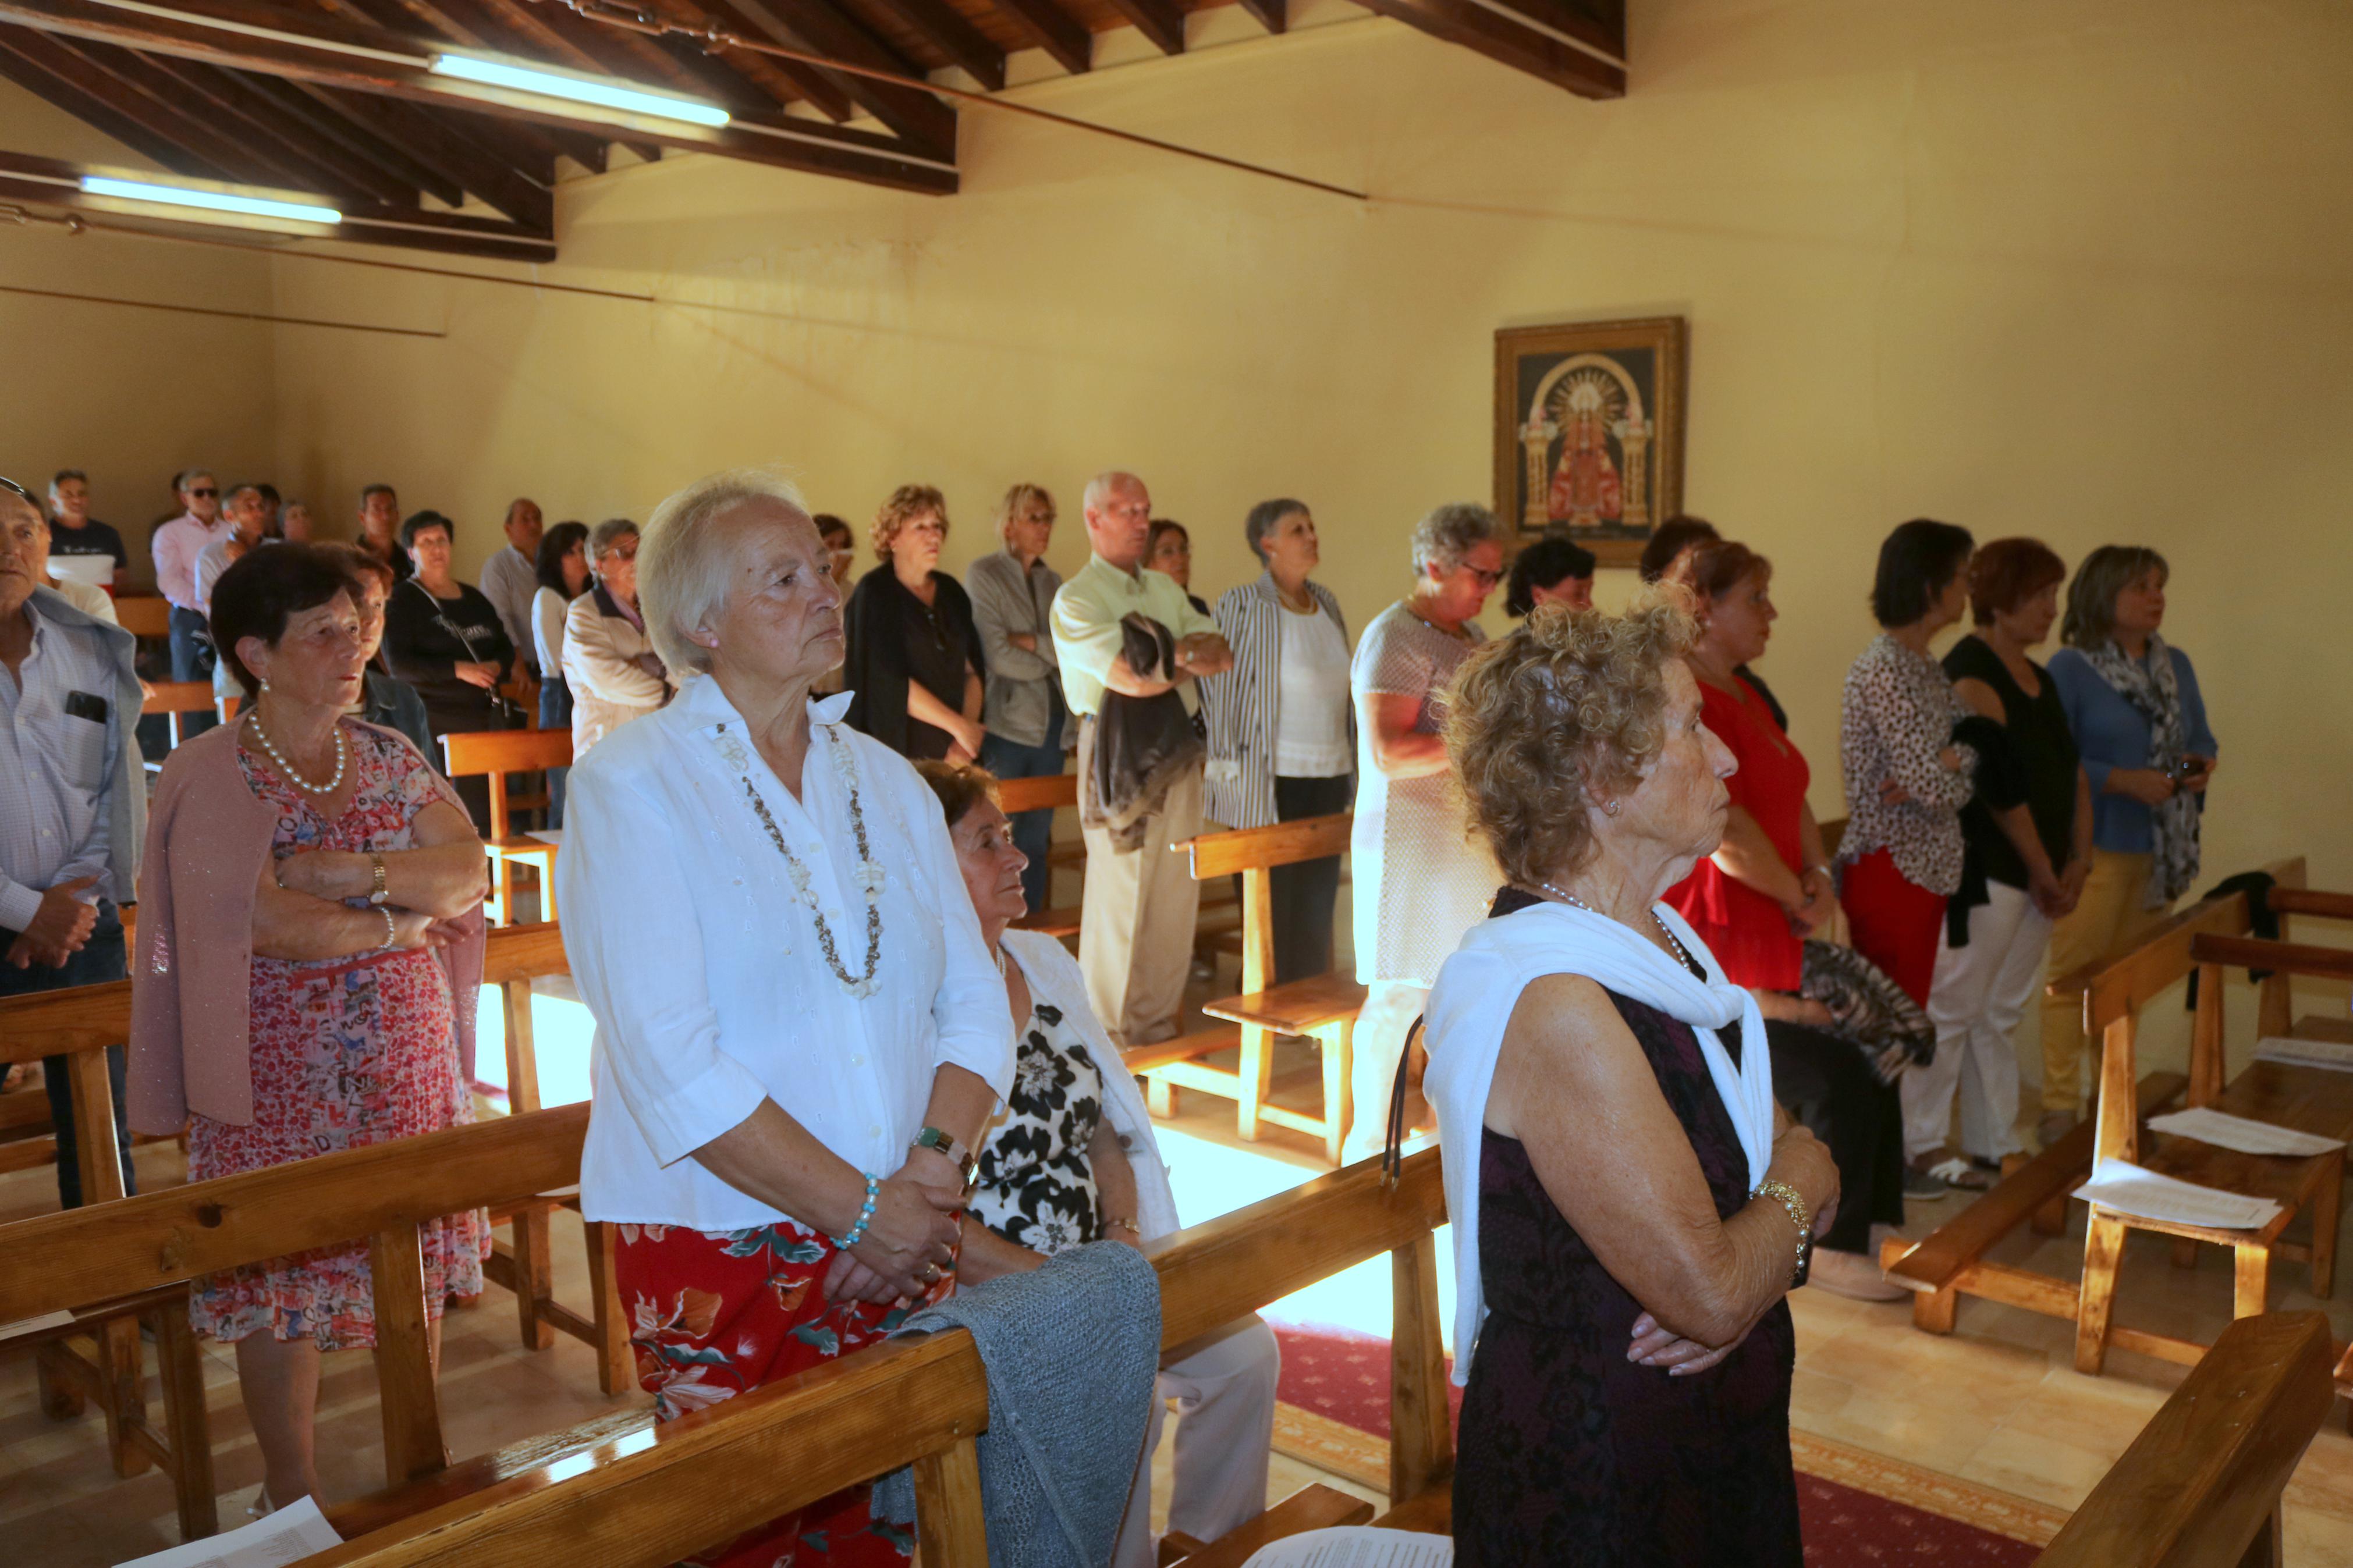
[1465,566,1504,588]
[187,487,219,498]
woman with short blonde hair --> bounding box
[1425,600,1834,1567]
[560,467,1013,1568]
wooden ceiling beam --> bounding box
[1354,0,1622,97]
[59,38,328,188]
[299,84,556,226]
[846,0,1006,90]
[134,54,422,205]
[338,0,656,160]
[721,0,957,155]
[1100,0,1184,56]
[0,145,555,261]
[636,0,859,124]
[0,0,957,195]
[0,27,282,186]
[0,38,228,178]
[233,69,470,204]
[982,0,1089,76]
[1233,0,1285,35]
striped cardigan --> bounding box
[1201,572,1354,829]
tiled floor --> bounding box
[9,993,2353,1563]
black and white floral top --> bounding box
[970,1001,1107,1256]
[1835,632,1977,895]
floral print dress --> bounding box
[187,723,487,1348]
[968,1001,1108,1254]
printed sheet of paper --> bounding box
[2147,1107,2345,1158]
[115,1495,341,1568]
[0,1309,76,1344]
[1241,1527,1455,1568]
[2074,1159,2283,1232]
[2252,1036,2353,1073]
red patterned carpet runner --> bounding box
[1266,1322,2067,1566]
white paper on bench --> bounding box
[114,1494,340,1567]
[2147,1107,2346,1157]
[0,1308,76,1343]
[1242,1527,1454,1568]
[2075,1158,2284,1231]
[2252,1035,2353,1073]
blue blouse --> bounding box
[2047,645,2216,855]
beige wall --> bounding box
[0,83,279,590]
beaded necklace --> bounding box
[716,720,885,999]
[1535,880,1697,972]
[245,711,347,795]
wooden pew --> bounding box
[2033,1311,2334,1567]
[314,1145,1447,1566]
[998,770,1083,938]
[142,680,218,748]
[1174,815,1362,1162]
[112,593,172,641]
[440,729,572,926]
[1879,857,2333,1368]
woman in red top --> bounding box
[1665,542,1910,1300]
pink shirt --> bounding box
[151,511,231,611]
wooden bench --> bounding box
[441,728,572,926]
[112,593,172,641]
[1175,814,1364,1162]
[1880,856,2347,1370]
[995,771,1084,938]
[314,1143,1448,1566]
[142,679,218,749]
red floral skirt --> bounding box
[615,1217,953,1568]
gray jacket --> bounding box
[968,547,1064,750]
[874,1241,1159,1567]
[23,587,146,909]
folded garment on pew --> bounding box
[116,1493,338,1567]
[1241,1526,1455,1566]
[872,1241,1159,1568]
[2146,1107,2346,1158]
[2074,1160,2284,1231]
[2253,1036,2353,1073]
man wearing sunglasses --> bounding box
[0,477,145,1207]
[150,467,232,737]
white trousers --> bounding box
[1343,980,1429,1164]
[1907,881,2050,1162]
[1112,1315,1282,1568]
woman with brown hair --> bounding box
[842,484,987,761]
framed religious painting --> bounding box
[1493,315,1688,567]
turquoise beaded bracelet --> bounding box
[833,1173,881,1250]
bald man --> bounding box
[1050,471,1232,1044]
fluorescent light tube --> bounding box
[80,175,340,226]
[430,52,730,127]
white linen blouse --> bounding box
[558,675,1014,1232]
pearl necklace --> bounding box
[1536,880,1697,970]
[246,711,346,795]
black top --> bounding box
[383,577,514,737]
[357,535,414,582]
[842,564,985,760]
[1456,891,1798,1567]
[1943,634,2078,890]
[48,517,128,570]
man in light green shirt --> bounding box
[1050,471,1232,1042]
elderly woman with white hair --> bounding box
[1343,501,1508,1159]
[1425,602,1839,1566]
[560,517,669,763]
[556,469,1013,1568]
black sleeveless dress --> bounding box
[1451,890,1803,1566]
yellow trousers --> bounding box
[2038,850,2164,1114]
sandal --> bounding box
[1918,1156,1994,1192]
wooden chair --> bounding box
[1173,814,1364,1162]
[1880,856,2353,1370]
[996,771,1084,938]
[112,594,173,641]
[440,728,574,925]
[141,680,218,748]
[2034,1311,2334,1567]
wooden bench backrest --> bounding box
[441,729,573,842]
[1179,813,1354,992]
[113,595,172,640]
[142,680,218,746]
[307,1330,991,1568]
[2033,1311,2333,1566]
[996,771,1077,816]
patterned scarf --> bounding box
[2080,634,2201,905]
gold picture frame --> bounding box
[1493,315,1688,567]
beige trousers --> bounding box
[1080,759,1205,1045]
[2038,849,2164,1114]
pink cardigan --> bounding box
[127,720,487,1134]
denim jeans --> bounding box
[1,902,136,1208]
[540,675,574,829]
[167,605,218,739]
[979,703,1066,915]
